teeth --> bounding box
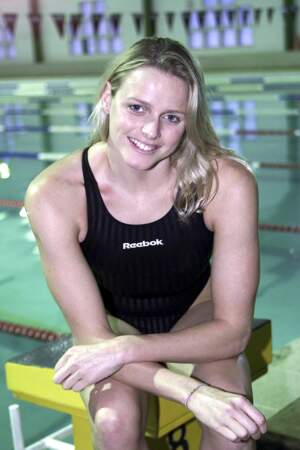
[129,137,155,152]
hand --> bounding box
[187,384,267,442]
[53,337,128,391]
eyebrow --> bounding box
[127,97,186,115]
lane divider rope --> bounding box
[0,125,299,136]
[1,198,299,233]
[1,151,300,170]
[0,320,64,341]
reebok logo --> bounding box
[123,239,164,250]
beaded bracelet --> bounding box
[185,382,206,409]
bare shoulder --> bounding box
[213,157,257,203]
[205,157,258,230]
[25,149,84,236]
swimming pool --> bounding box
[0,71,299,449]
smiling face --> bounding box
[102,66,189,172]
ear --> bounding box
[101,81,112,114]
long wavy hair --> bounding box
[89,37,243,220]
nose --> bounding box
[141,118,161,139]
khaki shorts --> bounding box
[107,313,194,377]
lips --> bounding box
[128,136,158,153]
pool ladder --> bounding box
[9,404,74,450]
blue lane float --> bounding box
[0,151,38,159]
[0,151,67,161]
[1,109,42,115]
[0,125,49,132]
[1,152,299,172]
[0,124,90,133]
[279,95,300,101]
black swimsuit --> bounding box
[80,147,214,334]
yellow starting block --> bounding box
[5,319,272,450]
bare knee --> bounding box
[94,407,119,447]
[93,406,144,450]
[95,407,120,436]
[193,353,253,399]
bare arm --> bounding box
[126,161,259,364]
[24,180,197,404]
[25,170,266,441]
[26,160,259,369]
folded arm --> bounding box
[24,180,196,404]
[25,166,266,441]
[126,160,259,365]
[26,160,259,372]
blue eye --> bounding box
[129,104,143,113]
[165,114,180,124]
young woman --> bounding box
[25,37,266,450]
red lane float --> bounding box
[259,223,300,233]
[1,198,300,233]
[237,129,300,136]
[0,199,24,208]
[255,162,300,170]
[0,320,64,341]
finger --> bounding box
[240,400,267,434]
[216,426,238,442]
[53,364,74,384]
[62,370,81,389]
[62,371,82,390]
[71,379,90,392]
[54,356,65,371]
[225,418,249,442]
[251,430,262,441]
[232,410,260,440]
[54,345,83,371]
[54,353,72,371]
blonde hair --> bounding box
[90,37,243,219]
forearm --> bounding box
[127,319,251,365]
[109,358,267,445]
[56,331,267,444]
[113,360,198,405]
[71,331,199,405]
[72,318,249,386]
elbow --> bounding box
[224,321,252,357]
[234,327,252,355]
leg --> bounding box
[170,301,256,450]
[80,314,150,450]
[81,379,149,450]
[192,357,255,450]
